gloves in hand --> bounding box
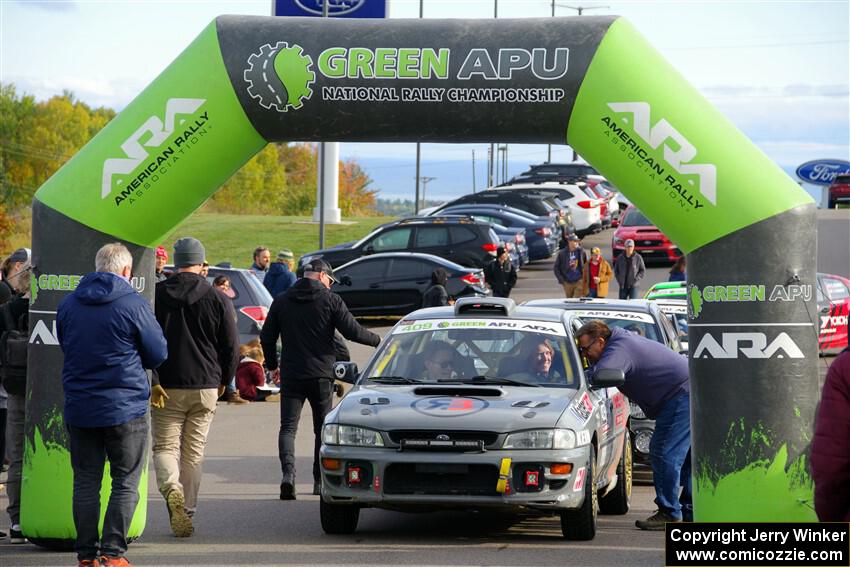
[151,385,169,409]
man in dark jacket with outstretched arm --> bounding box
[261,258,381,499]
[151,237,239,537]
[58,243,168,567]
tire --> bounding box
[599,432,632,515]
[320,498,360,535]
[561,446,598,540]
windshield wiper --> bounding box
[369,376,424,384]
[461,376,541,387]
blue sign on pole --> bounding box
[274,0,386,18]
[795,159,850,186]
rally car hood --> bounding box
[329,384,584,432]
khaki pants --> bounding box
[151,388,218,513]
[562,281,583,298]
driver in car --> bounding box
[528,339,558,382]
[422,341,457,381]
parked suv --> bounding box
[493,183,602,237]
[300,216,501,270]
[828,174,850,209]
[431,189,559,219]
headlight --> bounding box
[629,402,646,420]
[322,424,384,447]
[503,429,577,450]
[612,237,624,246]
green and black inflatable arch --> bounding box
[25,14,817,545]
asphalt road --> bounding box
[1,217,844,566]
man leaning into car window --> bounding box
[422,341,457,381]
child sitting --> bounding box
[236,340,280,401]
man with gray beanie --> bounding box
[151,237,239,537]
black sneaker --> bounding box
[312,482,322,496]
[280,481,296,500]
[635,510,680,531]
[10,525,26,544]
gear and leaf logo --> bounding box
[688,284,703,320]
[244,42,316,112]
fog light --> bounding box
[550,463,572,475]
[347,466,362,485]
[322,458,341,471]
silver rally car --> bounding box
[320,297,632,540]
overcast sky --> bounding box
[1,0,848,199]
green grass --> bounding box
[162,213,392,266]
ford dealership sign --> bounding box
[796,159,850,186]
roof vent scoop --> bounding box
[454,297,516,317]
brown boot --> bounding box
[224,391,250,404]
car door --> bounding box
[382,258,434,314]
[412,225,452,259]
[333,258,390,314]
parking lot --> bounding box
[2,217,843,566]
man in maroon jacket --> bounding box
[811,333,850,522]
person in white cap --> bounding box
[613,239,646,299]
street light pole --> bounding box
[554,3,609,163]
[488,0,497,188]
[414,0,424,214]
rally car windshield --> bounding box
[568,310,664,344]
[365,319,580,389]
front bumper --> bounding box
[320,444,591,512]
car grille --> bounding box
[388,430,500,447]
[383,463,500,496]
[635,239,663,247]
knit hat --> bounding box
[8,248,30,263]
[277,249,294,261]
[155,245,168,260]
[173,237,205,268]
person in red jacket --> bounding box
[811,340,850,522]
[236,340,278,401]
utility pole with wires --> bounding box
[488,0,498,188]
[419,176,436,211]
[553,2,609,162]
[414,0,424,214]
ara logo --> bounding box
[30,319,59,346]
[607,102,717,206]
[693,332,805,359]
[101,98,207,200]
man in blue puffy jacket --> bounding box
[57,243,167,567]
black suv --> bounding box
[432,190,559,218]
[299,216,502,269]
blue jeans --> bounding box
[619,286,639,299]
[649,392,692,521]
[587,289,598,298]
[68,414,148,561]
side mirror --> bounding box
[363,245,374,255]
[333,361,359,385]
[590,368,625,389]
[340,275,352,286]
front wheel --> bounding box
[320,498,360,535]
[561,446,598,540]
[599,432,632,515]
